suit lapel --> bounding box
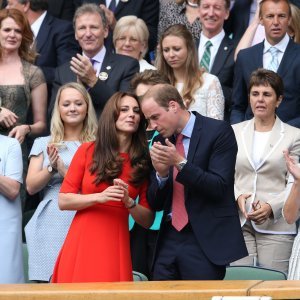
[210,36,233,75]
[114,0,128,15]
[99,51,114,82]
[187,113,202,162]
[277,39,297,79]
[256,117,284,170]
[241,119,256,170]
[35,13,51,53]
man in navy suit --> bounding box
[6,0,79,97]
[140,84,247,280]
[231,0,300,127]
[48,3,139,118]
[197,0,235,121]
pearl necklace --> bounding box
[186,0,199,8]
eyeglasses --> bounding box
[116,36,140,44]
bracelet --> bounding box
[127,199,136,209]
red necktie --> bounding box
[171,134,188,231]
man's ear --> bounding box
[23,1,30,13]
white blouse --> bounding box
[176,72,225,120]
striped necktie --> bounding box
[200,40,213,72]
[267,47,279,72]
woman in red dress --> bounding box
[51,92,153,283]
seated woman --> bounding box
[0,134,23,283]
[283,150,300,279]
[157,24,224,120]
[52,92,154,283]
[25,82,97,282]
[113,16,156,72]
[231,68,300,274]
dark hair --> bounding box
[0,9,36,62]
[90,92,150,186]
[73,3,107,29]
[28,0,48,11]
[130,70,170,93]
[157,24,203,108]
[248,68,284,99]
[141,83,186,110]
[259,0,291,17]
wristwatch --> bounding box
[127,199,136,209]
[176,159,187,172]
[47,164,55,174]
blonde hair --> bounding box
[289,3,300,43]
[113,15,149,58]
[50,82,98,143]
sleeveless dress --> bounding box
[0,62,45,204]
[25,136,79,281]
[0,135,24,283]
[52,142,150,283]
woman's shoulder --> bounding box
[22,60,46,83]
[202,72,220,84]
[78,141,95,152]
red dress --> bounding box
[51,142,150,283]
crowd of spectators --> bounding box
[1,0,300,284]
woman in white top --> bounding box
[231,68,300,274]
[113,16,156,72]
[157,24,224,120]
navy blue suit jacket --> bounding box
[49,51,139,118]
[35,13,79,85]
[231,39,300,128]
[148,113,248,266]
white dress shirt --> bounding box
[263,34,290,69]
[31,11,47,38]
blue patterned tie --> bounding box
[200,40,213,72]
[268,47,279,72]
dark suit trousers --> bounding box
[153,221,226,280]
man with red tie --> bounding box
[140,84,247,280]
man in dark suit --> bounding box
[6,0,79,97]
[197,0,235,121]
[224,0,253,44]
[231,0,300,128]
[140,84,247,280]
[48,3,139,118]
[75,0,159,53]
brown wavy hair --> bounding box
[157,24,203,108]
[0,8,36,63]
[90,92,150,186]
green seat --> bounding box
[224,265,287,280]
[23,243,30,283]
[132,271,148,281]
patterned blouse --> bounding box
[158,1,202,42]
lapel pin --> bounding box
[224,46,228,51]
[99,72,109,81]
[121,0,129,2]
[106,66,111,70]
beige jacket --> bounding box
[232,117,300,234]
